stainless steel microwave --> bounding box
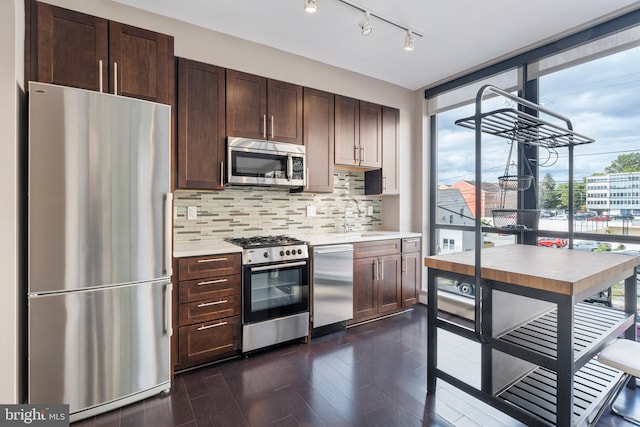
[227,137,306,188]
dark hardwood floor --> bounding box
[73,305,638,426]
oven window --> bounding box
[232,151,287,178]
[251,268,303,311]
[244,262,309,324]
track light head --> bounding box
[359,11,372,36]
[404,29,415,51]
[304,0,318,13]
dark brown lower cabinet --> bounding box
[351,240,402,324]
[401,237,422,307]
[174,253,242,371]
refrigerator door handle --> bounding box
[165,193,173,276]
[164,282,173,337]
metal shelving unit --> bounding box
[425,86,638,426]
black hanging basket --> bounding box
[498,175,534,191]
[492,209,540,231]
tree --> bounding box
[604,153,640,174]
[540,173,560,209]
[556,178,586,212]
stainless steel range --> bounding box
[225,235,309,352]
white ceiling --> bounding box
[114,0,640,91]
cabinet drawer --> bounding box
[401,238,421,253]
[178,274,241,303]
[354,239,400,259]
[178,253,241,280]
[178,295,240,326]
[178,315,241,365]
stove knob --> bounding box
[263,251,269,258]
[286,250,291,256]
[297,249,302,255]
[280,250,285,256]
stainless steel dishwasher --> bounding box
[311,244,354,330]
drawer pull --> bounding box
[197,300,228,308]
[197,257,228,263]
[197,278,228,286]
[404,238,420,244]
[197,321,228,331]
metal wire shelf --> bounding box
[454,108,594,148]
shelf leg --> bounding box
[556,296,575,426]
[427,270,437,394]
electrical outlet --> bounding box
[307,205,317,217]
[187,206,197,220]
[368,206,374,216]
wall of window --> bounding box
[426,12,640,308]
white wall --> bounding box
[0,0,24,404]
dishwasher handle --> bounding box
[314,245,354,254]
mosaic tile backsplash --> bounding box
[174,170,382,241]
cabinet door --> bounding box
[109,22,173,104]
[303,87,334,193]
[226,69,267,139]
[378,255,401,314]
[34,3,108,92]
[177,58,226,190]
[335,95,360,166]
[268,79,303,144]
[401,252,420,307]
[353,257,378,321]
[178,315,241,367]
[359,101,382,168]
[381,106,399,194]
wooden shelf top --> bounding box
[424,245,640,296]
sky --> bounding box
[436,45,640,187]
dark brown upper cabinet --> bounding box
[365,105,399,195]
[226,69,303,145]
[177,58,226,190]
[32,2,173,105]
[335,95,382,168]
[303,87,334,193]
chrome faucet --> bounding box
[343,198,363,233]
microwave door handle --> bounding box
[287,155,293,181]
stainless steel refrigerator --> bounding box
[27,82,173,421]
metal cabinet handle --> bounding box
[113,62,118,95]
[354,145,358,162]
[263,114,267,138]
[98,60,103,93]
[359,146,365,165]
[197,278,227,286]
[164,283,173,337]
[197,321,228,331]
[197,257,228,263]
[271,116,274,139]
[197,300,228,308]
[373,259,378,280]
[164,193,173,276]
[380,258,384,281]
[402,255,407,275]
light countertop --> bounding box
[173,231,422,258]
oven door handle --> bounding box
[249,261,307,272]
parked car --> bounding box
[612,213,635,220]
[550,214,568,220]
[591,215,610,222]
[538,238,568,248]
[573,241,612,252]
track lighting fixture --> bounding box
[304,0,318,13]
[304,0,423,51]
[359,11,372,36]
[403,29,415,51]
